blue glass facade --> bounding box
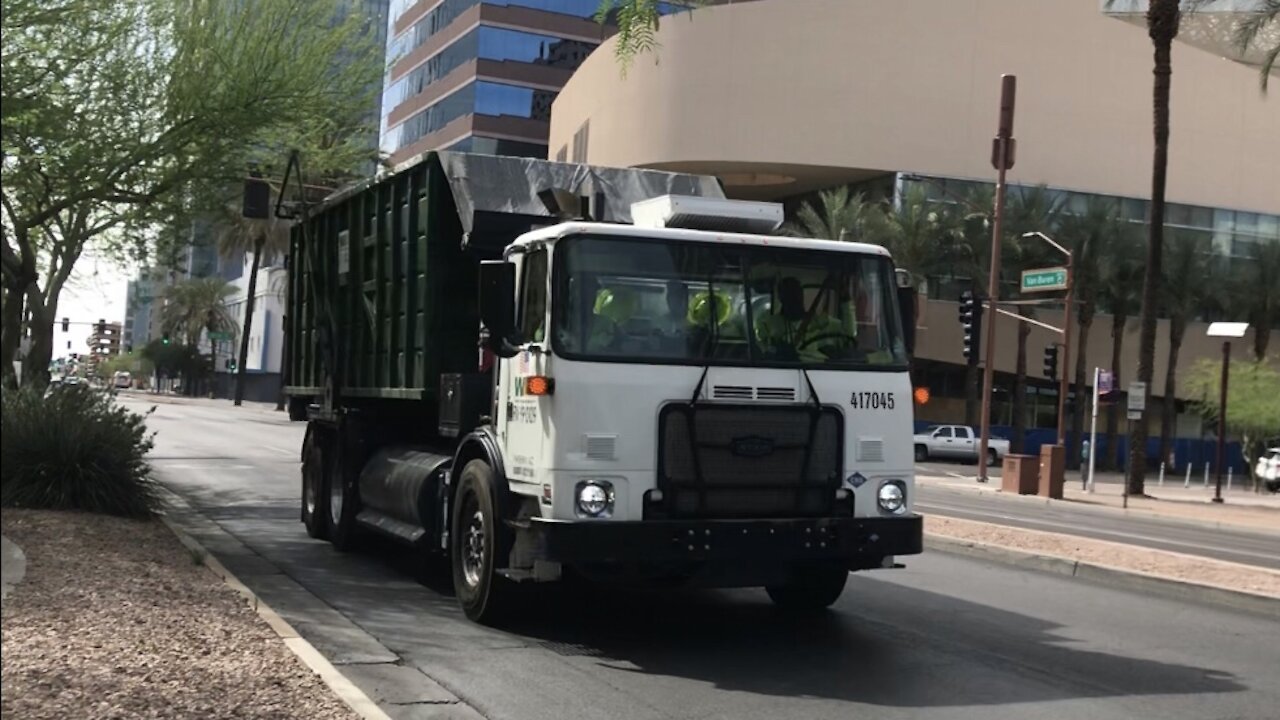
[381,0,689,159]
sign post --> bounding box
[1086,368,1111,493]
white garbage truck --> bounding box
[285,153,923,624]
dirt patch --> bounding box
[925,514,1280,598]
[0,509,356,720]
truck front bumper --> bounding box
[523,514,922,570]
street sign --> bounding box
[1021,267,1068,293]
[1127,381,1146,420]
[208,331,232,341]
[1098,370,1113,395]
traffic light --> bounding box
[959,290,984,364]
[162,333,171,345]
[1044,344,1059,380]
[62,317,70,332]
[225,358,237,371]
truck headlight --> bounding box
[575,481,615,518]
[877,480,907,515]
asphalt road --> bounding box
[914,469,1280,571]
[124,396,1280,720]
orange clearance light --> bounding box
[913,387,931,405]
[526,375,554,396]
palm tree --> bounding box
[217,197,291,406]
[1059,199,1116,469]
[1001,186,1063,452]
[1239,241,1280,360]
[1098,222,1144,471]
[161,277,238,351]
[783,186,876,242]
[868,184,956,292]
[1124,0,1182,496]
[1234,0,1280,91]
[1156,231,1212,469]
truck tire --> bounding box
[766,561,848,612]
[451,460,513,625]
[914,444,928,462]
[987,449,999,467]
[302,439,330,540]
[328,444,362,552]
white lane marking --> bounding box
[917,502,1280,563]
[265,445,298,457]
[156,463,255,471]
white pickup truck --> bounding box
[913,425,1008,466]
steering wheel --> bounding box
[798,331,858,350]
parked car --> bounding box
[1255,447,1280,493]
[913,424,1010,466]
[113,371,132,389]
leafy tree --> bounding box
[216,193,291,406]
[1,0,382,390]
[595,0,708,68]
[868,185,955,293]
[1234,241,1280,361]
[1184,359,1280,491]
[1234,0,1280,90]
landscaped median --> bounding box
[0,509,358,720]
[923,515,1280,617]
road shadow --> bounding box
[489,579,1245,709]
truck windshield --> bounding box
[551,235,908,370]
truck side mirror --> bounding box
[896,285,917,356]
[479,260,519,358]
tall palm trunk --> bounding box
[1159,318,1186,469]
[1011,319,1031,453]
[1129,0,1179,496]
[234,237,264,406]
[1068,305,1095,470]
[1105,312,1127,470]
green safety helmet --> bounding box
[593,287,638,322]
[688,289,732,327]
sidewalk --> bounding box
[919,466,1280,534]
[118,389,285,417]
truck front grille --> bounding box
[657,404,842,519]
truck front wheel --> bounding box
[765,561,848,612]
[451,460,513,625]
[302,440,329,540]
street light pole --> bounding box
[1056,250,1074,447]
[1213,339,1230,504]
[977,74,1017,484]
[1205,322,1248,504]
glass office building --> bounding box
[381,0,687,163]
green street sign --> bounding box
[1021,267,1068,293]
[208,331,232,341]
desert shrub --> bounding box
[1,385,159,517]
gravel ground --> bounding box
[925,514,1280,597]
[0,509,358,720]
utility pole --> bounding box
[977,74,1017,484]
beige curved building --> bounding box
[550,0,1278,213]
[549,0,1279,439]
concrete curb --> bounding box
[917,476,1280,538]
[1,534,27,603]
[157,503,395,720]
[925,533,1280,620]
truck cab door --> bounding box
[497,248,551,492]
[958,426,977,459]
[933,426,954,458]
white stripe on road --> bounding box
[917,502,1280,564]
[156,464,255,471]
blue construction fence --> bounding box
[912,421,1247,474]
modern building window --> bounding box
[447,136,549,158]
[398,80,551,148]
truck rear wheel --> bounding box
[328,444,362,552]
[302,439,329,540]
[765,561,848,612]
[451,460,512,625]
[987,449,999,467]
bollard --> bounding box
[1203,463,1210,489]
[1184,464,1192,488]
[1228,467,1233,493]
[1158,462,1166,487]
